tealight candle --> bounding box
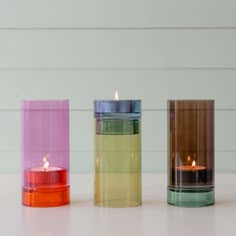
[94,91,142,208]
[21,100,70,207]
[175,160,207,184]
[24,155,67,186]
[168,100,214,207]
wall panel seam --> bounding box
[0,27,236,30]
[1,67,236,71]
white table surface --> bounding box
[0,173,235,236]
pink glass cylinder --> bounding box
[21,100,70,207]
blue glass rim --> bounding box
[94,100,141,118]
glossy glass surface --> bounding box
[168,100,214,207]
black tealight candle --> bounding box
[172,161,207,185]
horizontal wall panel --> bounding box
[0,71,236,110]
[0,30,236,68]
[0,0,235,28]
[0,110,235,151]
[2,151,235,173]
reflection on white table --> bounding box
[0,174,235,236]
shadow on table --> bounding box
[70,195,93,207]
[142,198,166,207]
[215,198,236,207]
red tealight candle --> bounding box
[24,167,67,186]
[24,156,67,186]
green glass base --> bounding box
[168,187,215,207]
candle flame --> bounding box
[43,154,49,171]
[192,160,196,168]
[115,91,119,100]
[187,156,191,161]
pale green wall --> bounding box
[1,0,236,172]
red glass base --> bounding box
[22,186,70,207]
[23,167,70,207]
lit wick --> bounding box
[115,91,119,100]
[43,155,49,171]
[191,160,196,169]
[187,156,191,161]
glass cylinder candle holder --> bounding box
[94,99,142,208]
[167,100,214,207]
[21,100,70,207]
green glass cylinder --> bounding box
[94,100,142,208]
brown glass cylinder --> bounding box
[167,100,214,207]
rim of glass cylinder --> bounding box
[167,99,214,111]
[94,100,141,118]
[21,100,69,111]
